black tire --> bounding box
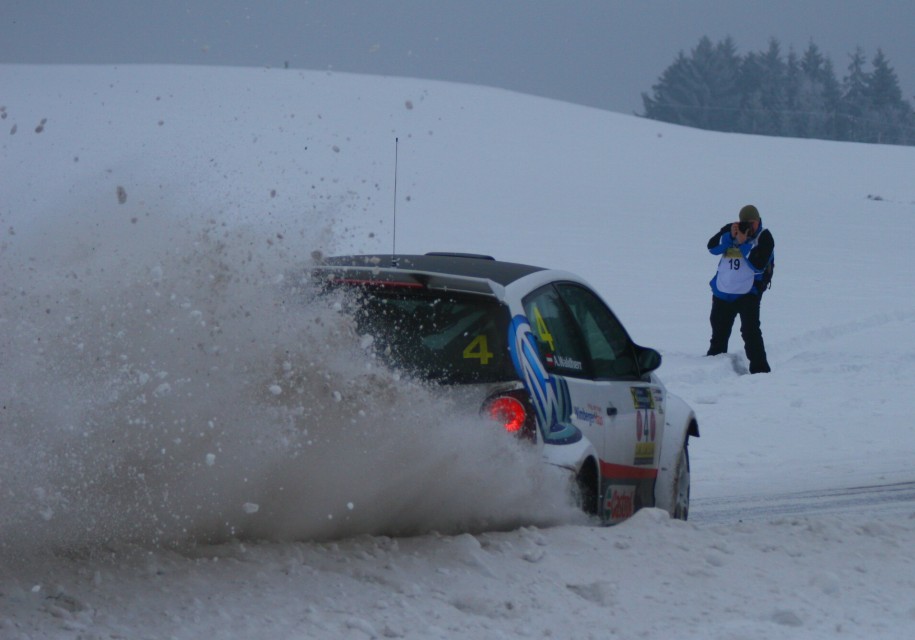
[575,461,599,516]
[671,441,691,521]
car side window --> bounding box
[555,283,639,379]
[522,285,590,377]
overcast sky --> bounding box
[3,0,914,115]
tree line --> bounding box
[641,36,915,146]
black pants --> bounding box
[707,293,771,373]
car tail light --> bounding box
[488,396,526,432]
[483,390,536,442]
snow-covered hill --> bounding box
[2,64,915,638]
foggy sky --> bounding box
[3,0,914,115]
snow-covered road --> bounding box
[692,481,915,524]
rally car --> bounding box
[308,252,698,523]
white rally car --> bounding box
[309,252,699,523]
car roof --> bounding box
[315,253,547,287]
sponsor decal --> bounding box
[630,386,655,410]
[508,315,579,444]
[604,485,636,522]
[634,408,658,465]
[573,405,603,427]
[553,354,583,371]
[634,442,655,465]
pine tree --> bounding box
[642,51,696,126]
[641,36,742,131]
[868,49,903,108]
[783,49,802,137]
[793,42,841,139]
[737,39,786,135]
[683,36,720,129]
[840,47,870,142]
[820,58,843,138]
[866,49,915,144]
[737,50,766,134]
[708,36,743,131]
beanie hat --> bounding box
[739,205,760,222]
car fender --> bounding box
[654,392,699,514]
[541,436,598,475]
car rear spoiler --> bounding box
[310,265,502,297]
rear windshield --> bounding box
[343,288,516,384]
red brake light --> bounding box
[487,396,527,433]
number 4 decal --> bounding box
[532,306,556,352]
[463,335,494,365]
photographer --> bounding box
[706,204,775,374]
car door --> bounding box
[520,284,610,459]
[551,283,666,520]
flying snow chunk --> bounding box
[242,502,260,514]
[269,384,283,396]
[205,453,216,466]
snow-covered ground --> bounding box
[2,64,915,639]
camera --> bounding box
[738,220,752,233]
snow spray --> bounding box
[0,193,579,556]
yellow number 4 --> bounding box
[463,335,494,365]
[533,306,556,352]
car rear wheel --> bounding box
[575,460,599,516]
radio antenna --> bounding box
[391,137,399,267]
